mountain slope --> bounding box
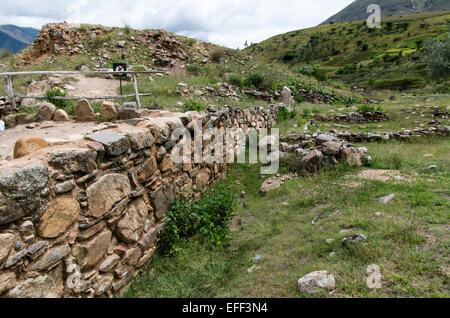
[322,0,450,25]
[246,11,449,87]
[0,25,39,53]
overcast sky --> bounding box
[0,0,355,48]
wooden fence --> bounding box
[1,70,167,110]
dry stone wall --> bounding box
[0,106,277,298]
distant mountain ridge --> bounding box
[0,25,39,53]
[321,0,450,25]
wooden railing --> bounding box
[1,69,168,110]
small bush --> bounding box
[245,73,265,88]
[124,23,132,35]
[278,106,297,122]
[313,68,327,82]
[45,88,72,109]
[228,75,244,87]
[159,185,237,255]
[182,99,205,112]
[186,64,201,75]
[357,104,383,112]
[209,48,226,63]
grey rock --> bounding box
[378,194,395,204]
[128,131,155,151]
[27,241,49,260]
[0,165,49,200]
[5,249,27,268]
[55,179,76,194]
[49,150,97,174]
[86,132,130,156]
[27,243,71,271]
[342,234,367,246]
[298,271,335,294]
[99,254,120,273]
[0,200,40,226]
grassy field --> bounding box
[125,95,449,298]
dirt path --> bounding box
[22,74,121,106]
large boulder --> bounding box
[75,99,95,122]
[341,147,364,167]
[13,136,49,158]
[301,150,324,173]
[38,197,80,238]
[53,109,70,122]
[100,101,118,122]
[38,102,56,121]
[86,174,131,218]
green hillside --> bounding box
[246,11,450,88]
[322,0,450,25]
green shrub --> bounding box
[182,99,205,112]
[278,106,297,122]
[245,73,265,88]
[209,48,226,63]
[422,34,450,81]
[297,65,315,76]
[357,104,383,112]
[369,76,426,90]
[313,68,327,82]
[186,64,201,75]
[45,88,72,109]
[228,75,244,87]
[159,185,237,254]
[433,84,450,94]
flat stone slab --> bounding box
[86,132,130,156]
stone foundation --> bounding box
[0,106,277,298]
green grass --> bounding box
[125,100,449,297]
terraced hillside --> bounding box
[246,11,450,88]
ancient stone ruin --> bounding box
[0,105,278,298]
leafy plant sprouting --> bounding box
[159,185,237,255]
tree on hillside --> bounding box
[423,34,450,81]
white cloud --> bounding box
[0,0,355,48]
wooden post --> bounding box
[133,74,141,109]
[4,76,16,109]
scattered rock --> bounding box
[378,194,395,204]
[298,271,335,294]
[100,101,118,121]
[76,99,95,122]
[342,234,367,246]
[38,102,56,121]
[53,109,70,122]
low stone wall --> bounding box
[282,126,449,148]
[312,111,390,123]
[0,105,277,298]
